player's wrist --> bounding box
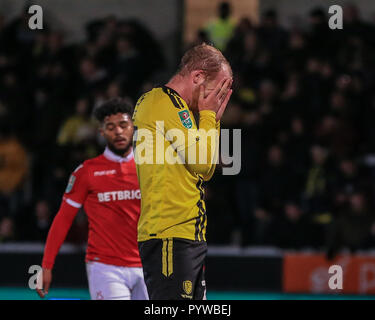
[42,261,54,270]
[199,109,216,116]
[198,103,217,111]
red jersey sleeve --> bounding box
[42,164,89,269]
[62,163,89,208]
[42,201,79,269]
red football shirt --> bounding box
[42,148,142,268]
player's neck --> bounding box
[166,76,191,106]
[121,148,132,159]
[105,146,133,160]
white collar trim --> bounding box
[103,147,134,163]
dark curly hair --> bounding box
[93,98,134,123]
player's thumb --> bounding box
[44,279,50,295]
[36,288,45,298]
[199,85,204,102]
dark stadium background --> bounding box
[1,0,375,299]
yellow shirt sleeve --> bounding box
[164,108,219,179]
[201,120,220,181]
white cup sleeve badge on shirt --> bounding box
[65,175,76,193]
[178,110,193,129]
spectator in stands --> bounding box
[272,201,314,249]
[333,159,366,196]
[0,120,28,217]
[303,145,336,247]
[326,192,375,259]
[187,29,210,51]
[342,4,374,45]
[257,9,288,54]
[29,199,52,242]
[112,35,144,99]
[204,1,236,51]
[57,97,97,148]
[253,145,289,245]
[0,216,15,242]
[57,97,99,170]
[286,117,310,180]
[307,7,336,59]
[303,145,331,215]
[76,57,108,97]
[1,6,39,54]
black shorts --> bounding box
[138,238,207,300]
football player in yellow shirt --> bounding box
[133,43,233,300]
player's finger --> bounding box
[218,78,231,100]
[36,288,45,298]
[212,77,228,97]
[221,89,233,109]
[44,280,50,295]
[199,84,205,102]
[215,89,232,122]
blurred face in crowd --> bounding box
[244,31,257,52]
[291,117,304,135]
[336,74,352,91]
[331,92,346,110]
[48,32,63,52]
[321,62,333,78]
[76,98,89,116]
[100,112,134,157]
[0,217,14,239]
[35,201,51,221]
[97,30,112,48]
[307,58,320,73]
[311,145,327,165]
[350,193,366,213]
[268,145,283,166]
[107,82,122,98]
[117,37,134,56]
[285,203,302,222]
[259,80,276,102]
[80,59,96,77]
[340,160,356,177]
[263,12,277,28]
[309,10,326,27]
[219,2,231,20]
[3,73,16,87]
[320,115,338,134]
[237,18,252,33]
[105,16,117,32]
[289,32,304,49]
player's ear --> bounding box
[192,70,206,86]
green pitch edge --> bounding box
[0,288,374,300]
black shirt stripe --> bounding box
[162,86,182,109]
[195,176,206,241]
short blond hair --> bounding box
[178,43,232,79]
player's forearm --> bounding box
[42,201,79,269]
[184,111,219,177]
[201,120,220,181]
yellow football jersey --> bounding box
[132,86,220,242]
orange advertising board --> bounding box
[283,253,375,294]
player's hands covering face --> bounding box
[198,77,233,122]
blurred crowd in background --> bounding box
[1,2,375,258]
